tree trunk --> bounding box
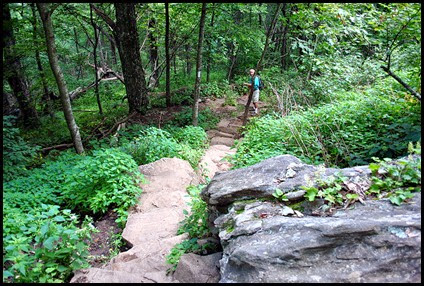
[3,3,40,128]
[114,3,149,114]
[256,3,282,71]
[280,3,290,71]
[149,17,159,88]
[90,5,103,115]
[110,37,117,65]
[206,4,215,83]
[226,43,238,82]
[37,3,84,153]
[258,3,263,26]
[31,3,54,118]
[186,44,192,75]
[243,3,282,126]
[192,3,207,126]
[165,3,171,107]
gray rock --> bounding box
[200,155,372,236]
[216,193,421,283]
[200,154,421,283]
[200,155,372,207]
[173,252,222,283]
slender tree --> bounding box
[192,3,207,126]
[206,3,215,83]
[30,3,54,118]
[165,2,171,106]
[3,3,40,127]
[90,5,103,115]
[37,3,84,154]
[242,3,282,126]
[149,16,159,88]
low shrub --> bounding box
[3,115,41,182]
[168,106,219,131]
[3,204,95,283]
[172,125,208,150]
[120,127,181,166]
[200,80,231,98]
[233,90,421,169]
[61,148,144,226]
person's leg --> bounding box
[252,90,259,114]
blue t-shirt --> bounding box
[249,76,260,91]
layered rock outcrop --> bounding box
[200,155,421,283]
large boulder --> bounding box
[200,155,371,236]
[200,154,421,283]
[217,196,421,283]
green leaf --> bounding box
[346,193,359,200]
[304,187,318,201]
[389,196,403,206]
[45,267,56,273]
[43,237,56,250]
[369,163,379,174]
[53,216,66,222]
[3,270,13,279]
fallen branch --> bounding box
[100,112,137,139]
[69,66,124,101]
[41,143,74,153]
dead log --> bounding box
[69,66,124,101]
[41,143,74,153]
[100,111,137,139]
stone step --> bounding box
[122,208,185,246]
[215,131,234,138]
[70,268,154,283]
[110,234,188,264]
[210,136,235,147]
[217,126,239,135]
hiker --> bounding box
[243,68,260,114]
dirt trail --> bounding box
[70,96,258,283]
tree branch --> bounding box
[90,4,115,31]
[380,65,421,101]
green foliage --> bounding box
[3,116,41,182]
[167,106,220,131]
[165,238,203,273]
[272,188,289,202]
[120,127,180,165]
[3,147,144,282]
[3,204,95,283]
[178,184,210,239]
[61,148,144,227]
[200,81,232,98]
[367,142,421,205]
[119,126,208,169]
[300,142,421,210]
[232,89,421,169]
[302,173,347,207]
[172,125,208,150]
[167,183,212,273]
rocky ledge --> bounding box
[200,154,421,283]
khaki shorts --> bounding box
[252,89,260,103]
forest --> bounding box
[2,3,421,283]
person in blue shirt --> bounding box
[243,69,260,114]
